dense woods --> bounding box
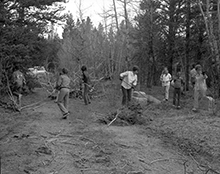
[1,0,220,96]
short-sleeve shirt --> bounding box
[120,71,137,89]
[160,73,172,86]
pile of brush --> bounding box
[98,101,152,126]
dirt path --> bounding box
[0,90,201,174]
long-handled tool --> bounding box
[120,78,150,100]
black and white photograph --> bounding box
[0,0,220,173]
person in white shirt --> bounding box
[120,66,139,106]
[160,67,172,101]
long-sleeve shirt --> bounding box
[120,71,137,89]
[57,74,70,89]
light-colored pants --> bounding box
[163,85,170,100]
[193,87,206,109]
[57,88,70,115]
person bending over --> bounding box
[120,66,139,106]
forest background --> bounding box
[1,0,220,97]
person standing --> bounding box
[172,71,184,109]
[56,68,70,119]
[192,64,208,112]
[160,67,172,101]
[120,66,139,106]
[81,65,91,105]
[12,65,26,110]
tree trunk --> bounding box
[167,1,176,74]
[112,0,119,32]
[185,0,191,91]
[218,0,220,42]
[196,27,203,62]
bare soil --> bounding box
[0,85,220,174]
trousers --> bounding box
[173,88,181,106]
[193,87,206,109]
[121,86,132,106]
[57,88,70,115]
[163,85,170,100]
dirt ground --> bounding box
[0,84,220,174]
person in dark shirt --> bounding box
[81,65,91,105]
[172,71,184,109]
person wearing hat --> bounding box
[56,68,71,119]
[192,64,208,112]
[120,66,139,106]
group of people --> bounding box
[11,63,209,118]
[52,65,91,119]
[11,65,91,119]
[120,64,209,112]
[159,64,208,111]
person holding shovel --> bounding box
[81,65,91,105]
[120,66,139,106]
[56,68,70,119]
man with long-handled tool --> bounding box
[120,66,139,106]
